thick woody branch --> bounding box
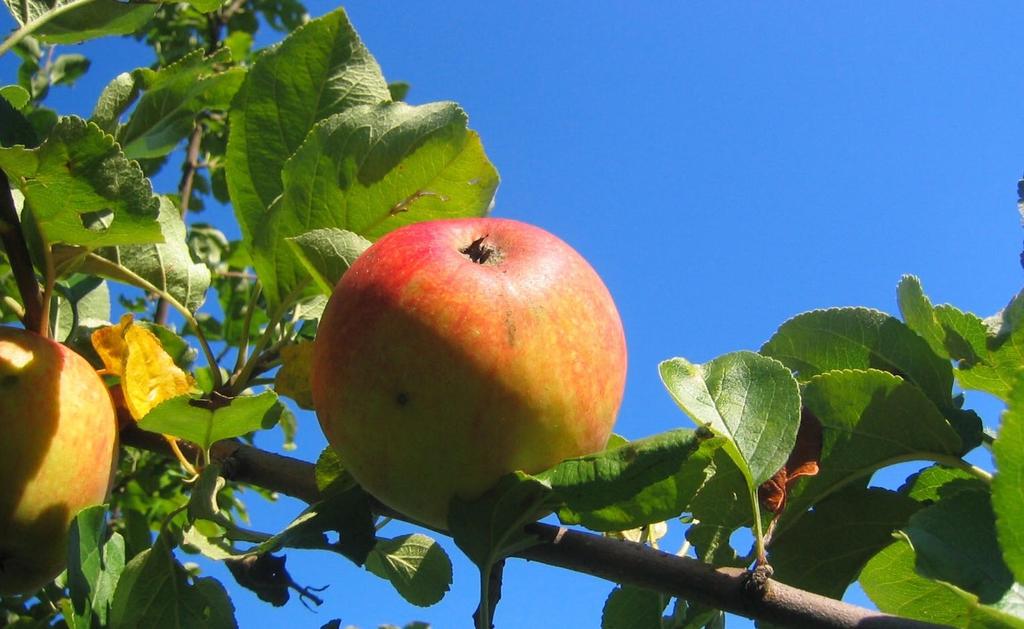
[0,168,44,332]
[118,426,945,629]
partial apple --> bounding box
[311,218,627,529]
[0,326,118,595]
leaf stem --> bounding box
[0,0,100,58]
[1,295,26,319]
[931,453,993,484]
[750,487,767,565]
[229,281,307,396]
[473,558,506,629]
[231,281,262,377]
[37,231,55,339]
[83,251,223,389]
[476,568,491,629]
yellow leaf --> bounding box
[91,314,195,420]
[91,313,133,376]
[275,341,315,410]
[123,324,195,419]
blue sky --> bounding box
[3,2,1023,627]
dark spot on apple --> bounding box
[504,311,516,346]
[395,392,410,407]
[460,235,504,265]
[0,375,17,387]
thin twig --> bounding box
[155,123,204,326]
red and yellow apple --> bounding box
[0,326,118,595]
[311,218,627,528]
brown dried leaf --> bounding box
[758,407,823,514]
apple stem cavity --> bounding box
[460,235,503,266]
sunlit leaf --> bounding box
[4,0,158,45]
[88,196,211,313]
[0,117,162,247]
[995,379,1024,583]
[660,351,801,488]
[285,228,370,294]
[252,101,499,307]
[226,6,390,242]
[115,49,245,160]
[761,307,954,411]
[138,391,283,451]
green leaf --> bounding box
[117,49,245,160]
[137,391,283,450]
[285,228,371,294]
[187,0,223,11]
[388,81,410,102]
[109,533,237,628]
[861,540,1024,628]
[49,54,89,86]
[91,72,139,133]
[248,484,376,566]
[66,526,127,628]
[897,275,1024,402]
[49,273,109,344]
[0,91,37,149]
[897,274,949,358]
[315,446,354,494]
[780,369,962,526]
[93,533,125,625]
[226,6,390,240]
[1,84,31,109]
[601,585,671,629]
[951,292,1024,401]
[684,445,753,566]
[903,487,1023,614]
[187,463,233,529]
[365,534,453,607]
[274,341,315,410]
[536,428,723,532]
[253,100,499,307]
[902,464,988,503]
[88,196,211,313]
[67,505,108,626]
[0,116,162,247]
[4,0,158,45]
[761,307,954,411]
[768,486,920,599]
[448,472,557,570]
[995,380,1024,584]
[659,351,801,488]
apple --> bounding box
[311,217,627,528]
[0,326,118,595]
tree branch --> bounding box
[0,168,44,334]
[117,426,946,629]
